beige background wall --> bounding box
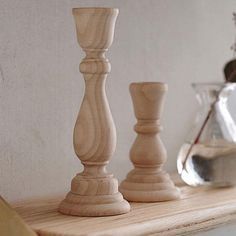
[0,0,236,203]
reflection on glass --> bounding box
[177,82,236,187]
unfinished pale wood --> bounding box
[14,177,236,236]
[120,82,180,202]
[59,7,130,216]
[0,196,36,236]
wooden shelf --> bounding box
[14,176,236,235]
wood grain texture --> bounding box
[14,177,236,236]
[120,82,180,202]
[0,196,37,236]
[58,8,130,216]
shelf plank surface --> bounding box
[13,177,236,235]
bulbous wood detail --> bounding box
[120,82,180,202]
[59,7,130,216]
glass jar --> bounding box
[177,82,236,187]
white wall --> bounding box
[0,0,236,203]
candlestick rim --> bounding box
[72,7,119,14]
[130,82,168,91]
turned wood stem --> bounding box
[59,7,130,216]
[120,82,180,202]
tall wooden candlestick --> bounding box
[120,82,180,202]
[59,7,130,216]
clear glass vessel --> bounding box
[177,82,236,187]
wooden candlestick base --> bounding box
[119,82,180,202]
[59,8,130,216]
[59,173,129,216]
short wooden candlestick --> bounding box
[120,82,180,202]
[59,7,130,216]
